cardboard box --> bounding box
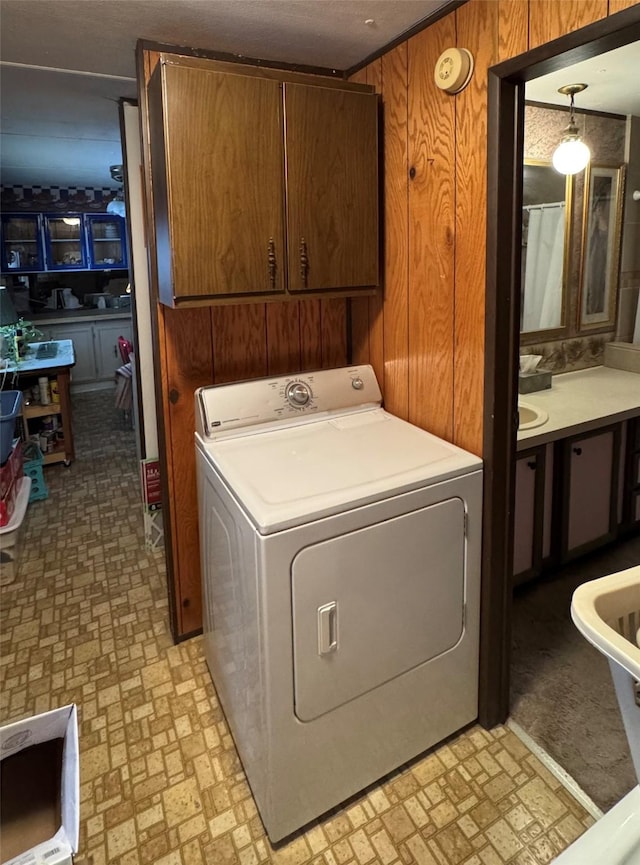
[0,705,79,865]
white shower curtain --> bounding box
[522,203,566,332]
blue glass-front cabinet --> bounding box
[42,214,88,270]
[0,214,46,272]
[0,213,128,273]
[85,215,128,270]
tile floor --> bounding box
[0,391,596,864]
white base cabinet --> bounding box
[38,317,133,389]
[45,322,95,383]
[94,320,131,380]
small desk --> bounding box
[9,340,76,466]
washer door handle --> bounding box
[317,602,338,655]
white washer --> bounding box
[195,365,483,842]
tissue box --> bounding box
[0,705,79,865]
[518,370,552,394]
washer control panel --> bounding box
[196,365,382,438]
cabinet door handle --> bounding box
[573,446,582,456]
[268,237,276,290]
[527,460,537,470]
[299,237,309,288]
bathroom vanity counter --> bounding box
[517,366,640,450]
[514,365,640,582]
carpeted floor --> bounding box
[510,533,640,813]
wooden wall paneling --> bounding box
[365,59,386,390]
[347,67,372,366]
[453,1,500,457]
[320,300,348,368]
[266,302,302,374]
[499,0,529,61]
[163,308,215,634]
[380,43,410,421]
[528,0,608,48]
[350,298,371,364]
[609,0,638,11]
[406,18,456,440]
[211,304,268,383]
[299,300,323,370]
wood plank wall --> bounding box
[143,0,631,638]
[349,0,629,457]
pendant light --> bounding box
[552,83,590,175]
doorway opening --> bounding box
[480,6,640,731]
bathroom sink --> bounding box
[518,401,548,430]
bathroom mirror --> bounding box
[521,160,572,342]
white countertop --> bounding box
[32,309,131,325]
[4,340,76,374]
[517,366,640,450]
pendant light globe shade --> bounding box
[552,136,590,175]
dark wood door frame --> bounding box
[480,5,640,729]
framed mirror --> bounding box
[578,162,626,332]
[521,160,572,343]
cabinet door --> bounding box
[284,83,379,292]
[564,427,618,556]
[151,62,286,302]
[1,214,45,272]
[85,215,128,269]
[94,320,133,381]
[513,448,545,584]
[43,215,87,270]
[48,324,96,383]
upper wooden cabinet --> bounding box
[147,55,379,307]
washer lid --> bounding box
[199,408,482,533]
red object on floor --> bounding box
[0,440,24,501]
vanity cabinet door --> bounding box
[563,425,620,559]
[513,446,546,585]
[622,417,640,531]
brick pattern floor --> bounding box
[0,391,595,864]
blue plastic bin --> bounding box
[0,391,22,465]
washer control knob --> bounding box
[351,377,364,390]
[286,381,311,407]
